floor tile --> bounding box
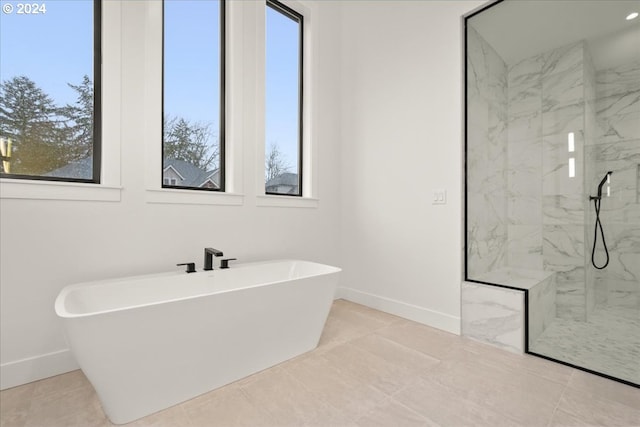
[375,320,462,361]
[284,352,388,421]
[394,378,521,427]
[556,385,640,426]
[0,383,35,427]
[1,299,637,427]
[354,398,436,427]
[239,367,337,426]
[566,369,640,410]
[321,342,412,396]
[183,385,273,427]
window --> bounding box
[265,0,303,196]
[0,0,101,183]
[163,0,225,192]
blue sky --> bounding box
[0,0,93,106]
[266,4,301,172]
[0,0,300,171]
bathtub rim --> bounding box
[55,259,341,319]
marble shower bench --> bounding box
[462,268,556,354]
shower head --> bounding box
[596,171,613,199]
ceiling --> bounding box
[469,0,640,69]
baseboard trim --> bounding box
[1,349,79,390]
[336,286,461,334]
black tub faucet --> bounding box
[204,248,224,271]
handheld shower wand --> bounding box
[590,171,613,269]
[591,171,613,201]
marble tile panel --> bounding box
[507,138,542,198]
[596,110,640,144]
[606,279,639,309]
[596,85,640,124]
[596,62,640,102]
[475,267,553,289]
[528,274,556,344]
[507,225,543,271]
[488,114,508,162]
[467,96,489,132]
[461,282,525,354]
[591,141,640,223]
[542,41,584,78]
[554,266,587,287]
[507,193,542,226]
[542,103,583,137]
[509,79,542,118]
[592,230,640,310]
[467,223,507,278]
[555,281,586,321]
[508,110,542,143]
[542,194,586,225]
[508,53,543,88]
[542,131,585,196]
[542,69,584,113]
[466,25,508,106]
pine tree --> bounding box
[60,75,94,162]
[0,76,65,174]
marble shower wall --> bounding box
[466,26,508,278]
[591,60,640,309]
[507,41,591,321]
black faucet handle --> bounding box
[219,258,237,269]
[177,262,196,273]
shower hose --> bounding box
[591,197,610,269]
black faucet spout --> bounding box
[204,247,224,271]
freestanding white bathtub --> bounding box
[55,259,340,424]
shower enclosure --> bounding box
[465,0,639,386]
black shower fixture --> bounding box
[590,171,613,269]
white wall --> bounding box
[338,0,483,333]
[1,0,487,389]
[0,0,343,389]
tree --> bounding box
[265,141,291,182]
[60,75,94,162]
[0,76,66,174]
[163,115,218,170]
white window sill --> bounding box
[146,188,244,206]
[0,179,122,202]
[256,195,319,208]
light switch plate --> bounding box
[433,189,446,205]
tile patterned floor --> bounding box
[1,300,639,427]
[531,305,640,386]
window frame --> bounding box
[0,0,102,185]
[161,0,226,193]
[264,0,304,198]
